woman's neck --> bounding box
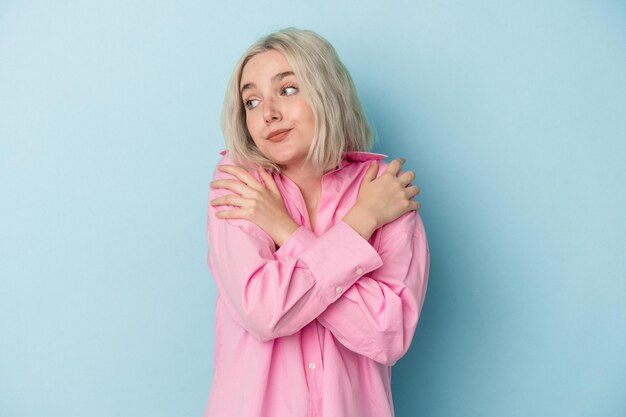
[281,161,321,192]
[282,162,322,229]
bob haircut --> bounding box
[221,27,373,173]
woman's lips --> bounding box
[267,128,292,142]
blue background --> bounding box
[1,1,625,416]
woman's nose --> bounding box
[263,99,282,124]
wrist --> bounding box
[271,219,300,247]
[342,205,378,240]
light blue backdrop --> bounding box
[1,1,625,416]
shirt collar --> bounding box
[324,151,387,175]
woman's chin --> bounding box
[267,151,299,167]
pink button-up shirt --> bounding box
[205,151,429,417]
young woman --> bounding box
[205,28,429,417]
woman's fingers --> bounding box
[210,194,249,208]
[363,160,378,182]
[258,167,280,195]
[385,158,406,176]
[210,178,251,196]
[214,208,250,220]
[211,165,298,244]
[385,158,420,204]
[405,185,421,199]
[397,170,416,186]
[218,164,264,191]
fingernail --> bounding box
[399,158,406,164]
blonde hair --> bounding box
[221,27,372,173]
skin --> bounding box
[210,50,420,246]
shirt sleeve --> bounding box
[206,159,384,342]
[276,209,430,366]
[320,212,429,366]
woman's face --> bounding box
[240,50,316,170]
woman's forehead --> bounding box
[240,50,294,88]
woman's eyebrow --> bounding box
[240,71,295,94]
[272,71,295,82]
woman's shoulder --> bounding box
[344,151,387,166]
[212,151,235,180]
[340,151,390,178]
[212,151,261,181]
[216,150,235,166]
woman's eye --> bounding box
[244,98,260,109]
[282,86,298,96]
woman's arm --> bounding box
[210,158,419,243]
[269,208,429,366]
[207,158,384,342]
[207,156,421,343]
[316,213,429,366]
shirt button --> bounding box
[356,267,364,275]
[335,286,343,294]
[308,362,317,370]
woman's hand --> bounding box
[343,158,420,240]
[210,165,299,247]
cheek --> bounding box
[245,113,262,139]
[293,102,316,130]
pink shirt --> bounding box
[205,151,430,417]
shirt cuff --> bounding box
[274,226,318,258]
[298,221,383,304]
